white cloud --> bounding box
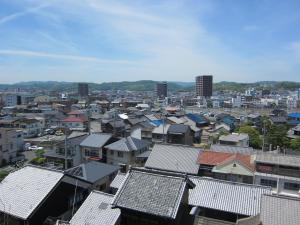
[0,3,51,25]
[0,50,135,65]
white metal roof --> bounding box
[145,144,201,175]
[189,176,272,216]
[110,173,127,189]
[260,195,300,225]
[0,166,64,220]
[70,191,120,225]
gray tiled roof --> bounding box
[210,144,253,155]
[189,176,272,216]
[168,124,189,134]
[255,152,300,167]
[112,169,190,219]
[145,144,201,175]
[66,161,119,183]
[0,165,64,220]
[105,136,149,152]
[70,191,120,225]
[80,133,112,148]
[260,195,300,225]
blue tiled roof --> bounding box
[186,113,208,124]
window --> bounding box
[260,179,277,188]
[85,149,98,157]
[131,151,135,156]
[284,182,300,191]
[0,145,2,151]
[117,151,124,158]
[110,150,114,155]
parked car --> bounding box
[45,129,55,135]
[55,130,64,136]
[28,146,44,151]
[24,143,31,151]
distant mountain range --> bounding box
[0,80,300,92]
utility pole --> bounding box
[262,120,266,152]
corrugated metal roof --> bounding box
[255,152,300,167]
[80,133,112,148]
[210,144,253,155]
[105,136,150,152]
[145,144,201,175]
[152,124,170,134]
[260,194,300,225]
[0,165,64,220]
[189,176,272,216]
[219,133,249,142]
[112,169,187,219]
[110,173,127,189]
[70,191,120,225]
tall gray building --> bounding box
[78,83,89,97]
[156,82,168,99]
[195,75,213,97]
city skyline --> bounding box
[0,0,300,83]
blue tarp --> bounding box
[288,113,300,119]
[151,120,163,126]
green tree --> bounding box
[265,124,289,150]
[238,125,262,149]
[289,138,300,151]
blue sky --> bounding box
[0,0,300,83]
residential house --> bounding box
[80,133,114,161]
[0,117,43,138]
[59,191,121,225]
[269,116,287,125]
[152,123,170,143]
[145,144,201,175]
[287,124,300,139]
[167,124,193,145]
[130,120,155,142]
[111,168,195,225]
[66,161,119,192]
[210,144,254,155]
[246,113,261,127]
[288,112,300,126]
[189,176,272,223]
[254,152,300,197]
[215,113,237,132]
[62,116,88,131]
[198,151,255,184]
[0,165,92,225]
[0,128,23,166]
[101,119,126,137]
[219,133,249,147]
[186,113,209,127]
[44,133,88,169]
[105,136,150,169]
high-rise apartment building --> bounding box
[78,83,89,97]
[156,82,168,99]
[195,75,213,97]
